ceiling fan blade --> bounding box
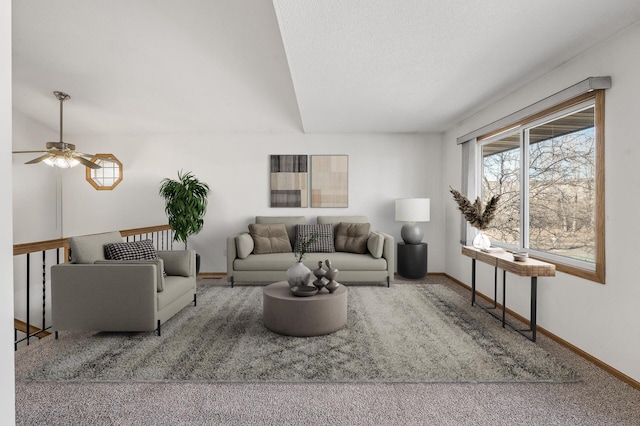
[76,152,112,161]
[73,155,102,169]
[12,150,49,154]
[24,153,53,164]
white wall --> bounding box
[443,22,640,382]
[12,131,445,274]
[1,0,16,422]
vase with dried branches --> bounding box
[449,186,501,250]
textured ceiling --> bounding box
[11,0,640,137]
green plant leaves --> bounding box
[159,170,211,245]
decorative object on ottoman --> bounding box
[449,186,501,251]
[287,232,318,288]
[290,285,319,297]
[286,262,312,288]
[312,260,326,292]
[324,259,340,293]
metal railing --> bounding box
[13,225,174,350]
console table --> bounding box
[461,246,555,341]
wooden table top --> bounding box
[462,246,556,277]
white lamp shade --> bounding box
[395,198,430,222]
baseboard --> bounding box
[198,272,226,279]
[444,273,640,392]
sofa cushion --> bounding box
[233,252,387,271]
[249,223,292,254]
[335,222,370,254]
[295,223,335,253]
[68,231,124,264]
[104,240,159,261]
[236,233,254,259]
[367,231,385,259]
[317,216,369,239]
[256,216,306,248]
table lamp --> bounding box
[395,198,430,244]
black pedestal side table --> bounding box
[397,242,428,279]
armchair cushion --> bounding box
[68,231,124,264]
[104,240,158,261]
[335,222,370,254]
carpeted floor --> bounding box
[14,276,640,425]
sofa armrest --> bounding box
[227,233,245,281]
[157,250,196,278]
[51,263,159,331]
[377,232,395,280]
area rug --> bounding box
[17,283,579,383]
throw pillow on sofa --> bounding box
[335,222,370,254]
[249,223,292,254]
[367,231,385,259]
[295,223,335,253]
[236,233,255,259]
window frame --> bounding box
[85,153,123,190]
[477,90,605,284]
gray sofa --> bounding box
[227,215,394,286]
[51,231,196,336]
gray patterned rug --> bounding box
[19,283,579,383]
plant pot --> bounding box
[196,253,201,276]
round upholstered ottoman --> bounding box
[262,281,347,337]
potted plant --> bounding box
[159,170,210,274]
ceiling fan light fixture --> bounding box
[44,155,80,168]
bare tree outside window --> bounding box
[481,106,596,264]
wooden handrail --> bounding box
[13,238,69,256]
[119,224,172,238]
[13,224,172,256]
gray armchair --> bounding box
[51,231,196,337]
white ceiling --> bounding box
[11,0,640,137]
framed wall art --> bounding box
[311,155,348,208]
[270,155,308,207]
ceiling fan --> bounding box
[12,91,109,169]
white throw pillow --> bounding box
[236,233,255,259]
[367,232,385,259]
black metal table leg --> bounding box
[502,270,506,327]
[493,266,498,309]
[531,277,537,341]
[471,259,476,306]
